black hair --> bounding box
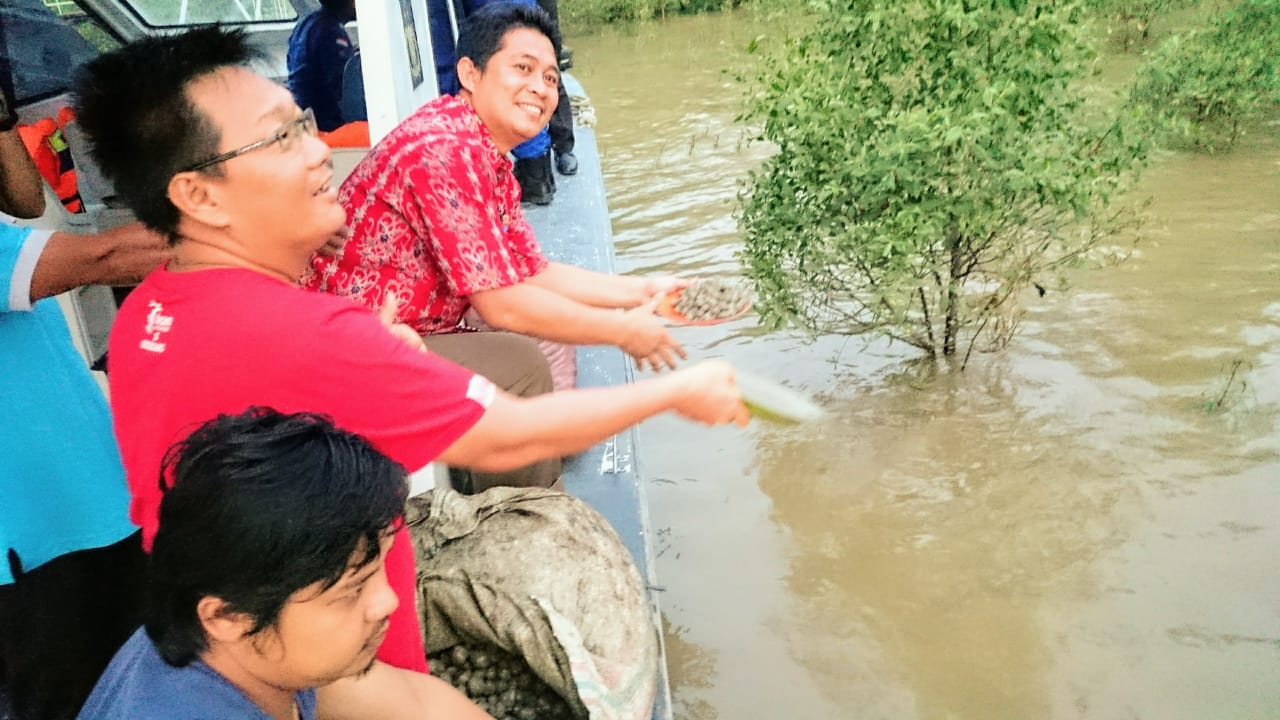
[146,408,408,667]
[455,2,562,74]
[72,26,265,244]
[319,0,355,16]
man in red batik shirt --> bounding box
[306,4,695,488]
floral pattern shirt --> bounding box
[305,94,547,334]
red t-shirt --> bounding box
[109,266,491,672]
[304,94,548,334]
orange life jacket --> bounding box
[319,120,371,148]
[18,107,83,214]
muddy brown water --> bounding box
[572,10,1280,720]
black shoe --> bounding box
[555,151,578,176]
[514,154,555,205]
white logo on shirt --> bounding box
[140,300,173,353]
[466,374,496,409]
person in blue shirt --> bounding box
[286,0,358,132]
[0,45,171,719]
[77,409,490,720]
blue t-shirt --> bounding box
[79,628,319,719]
[286,7,355,132]
[0,223,136,584]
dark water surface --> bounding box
[572,11,1279,720]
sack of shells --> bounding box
[406,487,659,720]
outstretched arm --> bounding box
[522,261,672,309]
[438,359,749,471]
[469,280,686,371]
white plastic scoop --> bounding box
[734,369,827,424]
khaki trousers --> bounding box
[423,331,561,493]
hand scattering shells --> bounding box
[429,642,574,720]
[660,277,753,325]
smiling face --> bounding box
[457,26,560,154]
[177,66,345,269]
[229,533,398,689]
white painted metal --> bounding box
[352,0,439,144]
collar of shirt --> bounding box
[446,94,513,176]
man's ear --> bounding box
[456,56,481,94]
[196,595,254,644]
[168,172,232,230]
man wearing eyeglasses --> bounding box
[72,25,748,689]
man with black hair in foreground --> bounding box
[78,409,490,720]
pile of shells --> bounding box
[672,278,753,322]
[429,643,575,720]
[568,94,597,128]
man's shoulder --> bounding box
[288,10,322,44]
[112,269,353,352]
[78,629,263,720]
[347,97,487,193]
[377,97,477,156]
[295,8,338,37]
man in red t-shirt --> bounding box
[306,6,690,447]
[73,26,747,693]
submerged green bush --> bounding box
[738,0,1149,362]
[1081,0,1193,48]
[561,0,751,28]
[1129,0,1280,149]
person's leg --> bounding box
[512,129,555,205]
[550,81,577,175]
[0,531,146,720]
[512,148,555,205]
[422,331,561,492]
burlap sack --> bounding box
[406,487,658,720]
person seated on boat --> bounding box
[0,47,171,720]
[71,24,748,684]
[286,0,358,132]
[429,0,577,206]
[78,409,491,720]
[305,3,686,414]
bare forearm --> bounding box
[29,224,170,302]
[441,378,679,470]
[317,661,492,720]
[0,129,45,219]
[525,261,648,308]
[470,281,630,346]
[442,360,747,471]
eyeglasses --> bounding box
[182,107,318,173]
